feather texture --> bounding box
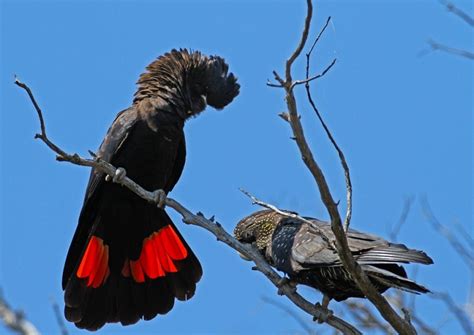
[235,210,432,302]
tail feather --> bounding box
[143,278,175,320]
[73,285,109,330]
[63,202,202,331]
[364,265,430,294]
[115,276,140,325]
[357,244,433,265]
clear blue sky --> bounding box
[1,0,472,334]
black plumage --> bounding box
[235,210,433,303]
[63,49,239,331]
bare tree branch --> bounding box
[432,292,474,335]
[420,1,473,60]
[0,290,40,335]
[344,300,395,334]
[420,197,473,334]
[292,58,337,88]
[421,197,474,269]
[439,0,474,27]
[267,58,336,88]
[15,79,361,335]
[270,1,417,333]
[452,220,474,250]
[307,15,332,55]
[426,39,474,60]
[285,0,314,83]
[410,315,438,335]
[50,299,68,335]
[389,196,414,242]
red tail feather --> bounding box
[76,236,110,288]
[122,225,188,283]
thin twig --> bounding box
[439,0,474,27]
[15,79,361,335]
[426,39,474,60]
[420,199,473,333]
[410,314,438,335]
[452,219,474,250]
[0,289,40,335]
[389,196,414,242]
[432,292,474,335]
[51,299,68,335]
[239,188,334,246]
[421,197,474,268]
[344,301,395,334]
[292,58,337,88]
[308,16,332,55]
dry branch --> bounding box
[51,299,68,335]
[426,40,474,60]
[14,78,361,335]
[0,290,40,335]
[345,300,395,334]
[269,0,417,334]
[389,197,414,242]
[432,292,473,335]
[439,0,474,27]
[421,197,474,269]
[422,1,474,60]
[421,199,473,334]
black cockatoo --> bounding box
[235,210,432,306]
[63,49,239,330]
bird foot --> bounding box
[313,296,333,324]
[276,277,297,296]
[105,167,127,183]
[152,189,167,208]
[313,303,333,323]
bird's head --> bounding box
[234,210,284,258]
[184,52,240,117]
[134,49,239,119]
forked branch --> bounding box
[269,0,417,334]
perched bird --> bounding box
[63,49,239,330]
[235,210,433,306]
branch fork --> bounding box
[265,0,417,334]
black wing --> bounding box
[291,220,432,268]
[62,107,138,288]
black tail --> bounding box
[364,264,430,294]
[63,198,202,331]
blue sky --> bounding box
[1,0,472,334]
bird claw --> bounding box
[152,189,167,208]
[105,167,127,183]
[113,167,127,183]
[313,297,333,324]
[313,303,333,323]
[276,277,297,296]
